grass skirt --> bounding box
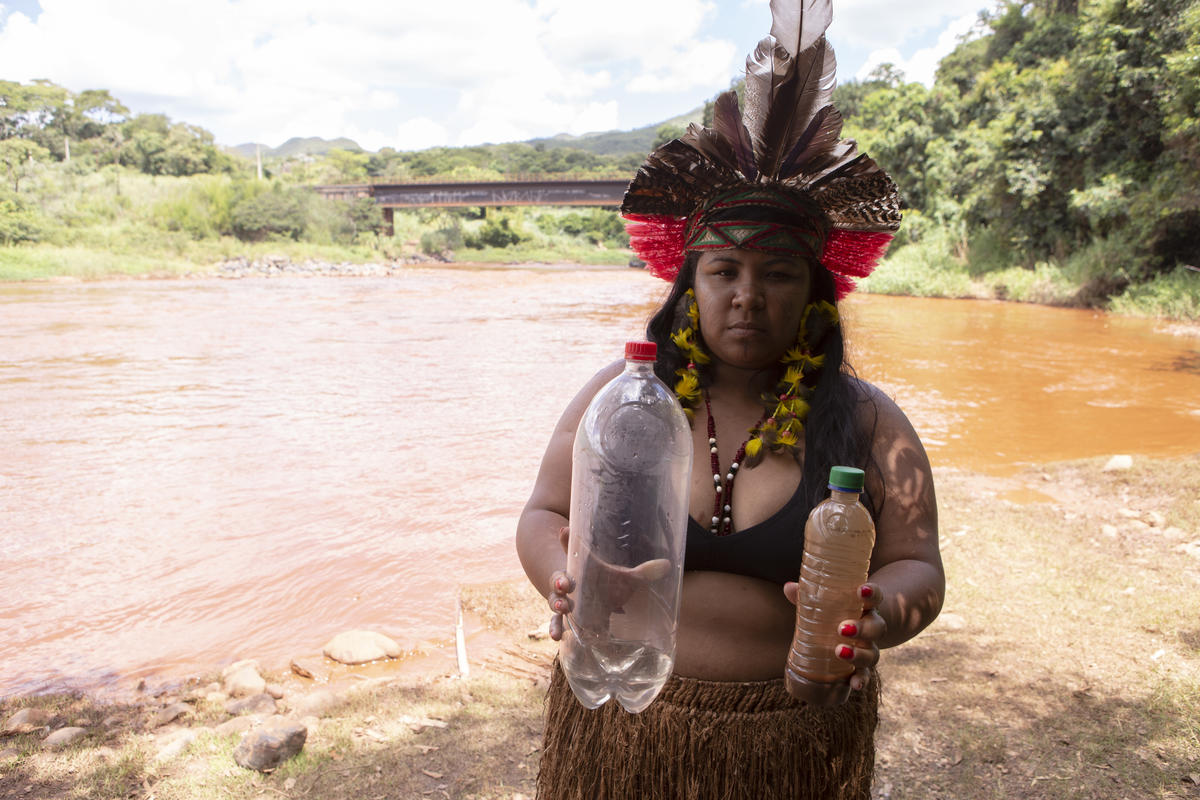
[536,660,879,800]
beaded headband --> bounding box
[683,186,827,266]
[620,0,902,299]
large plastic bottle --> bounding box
[560,341,693,713]
[785,466,876,706]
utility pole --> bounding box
[256,143,263,180]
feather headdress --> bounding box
[620,0,901,298]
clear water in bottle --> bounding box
[561,341,692,713]
[785,466,876,706]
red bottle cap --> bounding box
[625,341,657,362]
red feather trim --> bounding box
[624,214,688,281]
[624,217,893,298]
[823,230,893,299]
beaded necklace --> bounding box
[704,394,767,536]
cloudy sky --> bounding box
[0,0,989,152]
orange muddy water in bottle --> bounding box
[785,466,875,706]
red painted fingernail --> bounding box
[554,577,566,592]
[554,599,564,612]
[839,623,858,638]
[859,586,874,599]
[837,645,854,660]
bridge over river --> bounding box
[313,177,630,234]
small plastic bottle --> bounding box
[560,341,693,713]
[785,466,876,706]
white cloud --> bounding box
[392,118,449,152]
[856,12,981,85]
[828,0,987,49]
[628,38,740,93]
[0,0,992,149]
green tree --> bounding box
[0,137,50,191]
[118,114,231,176]
[652,123,685,149]
[324,148,370,182]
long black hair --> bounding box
[644,229,882,517]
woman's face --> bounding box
[692,247,813,371]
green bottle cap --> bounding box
[828,466,865,492]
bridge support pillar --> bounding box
[382,207,394,238]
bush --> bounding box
[1109,266,1200,320]
[464,213,526,249]
[533,208,627,246]
[981,262,1076,305]
[0,197,46,244]
[858,231,975,297]
[420,217,464,257]
[230,185,308,241]
[153,195,216,239]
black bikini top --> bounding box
[684,481,813,586]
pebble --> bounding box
[1102,455,1133,471]
[225,693,277,716]
[2,709,49,736]
[155,729,196,762]
[290,656,331,682]
[215,715,260,737]
[43,727,87,748]
[222,660,267,698]
[323,630,405,665]
[935,613,967,631]
[151,703,192,728]
[233,716,307,772]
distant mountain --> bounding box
[522,106,705,156]
[228,136,364,160]
[225,105,705,160]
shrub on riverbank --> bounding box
[1111,266,1200,320]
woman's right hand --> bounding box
[546,524,673,640]
[547,569,575,641]
[547,526,573,641]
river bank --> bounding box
[2,241,1198,324]
[2,454,1197,799]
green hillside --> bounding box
[229,136,364,160]
[523,106,705,156]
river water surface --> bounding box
[2,267,1198,697]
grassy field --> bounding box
[2,454,1198,799]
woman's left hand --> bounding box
[782,581,887,692]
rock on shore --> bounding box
[232,716,307,772]
[322,630,406,665]
[213,254,442,278]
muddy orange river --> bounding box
[2,267,1197,696]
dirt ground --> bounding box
[2,454,1198,799]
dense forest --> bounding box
[1,0,1197,317]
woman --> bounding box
[516,2,943,797]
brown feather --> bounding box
[755,39,836,178]
[680,121,740,176]
[710,91,758,180]
[621,139,739,217]
[742,36,790,167]
[769,0,832,57]
[777,105,843,180]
